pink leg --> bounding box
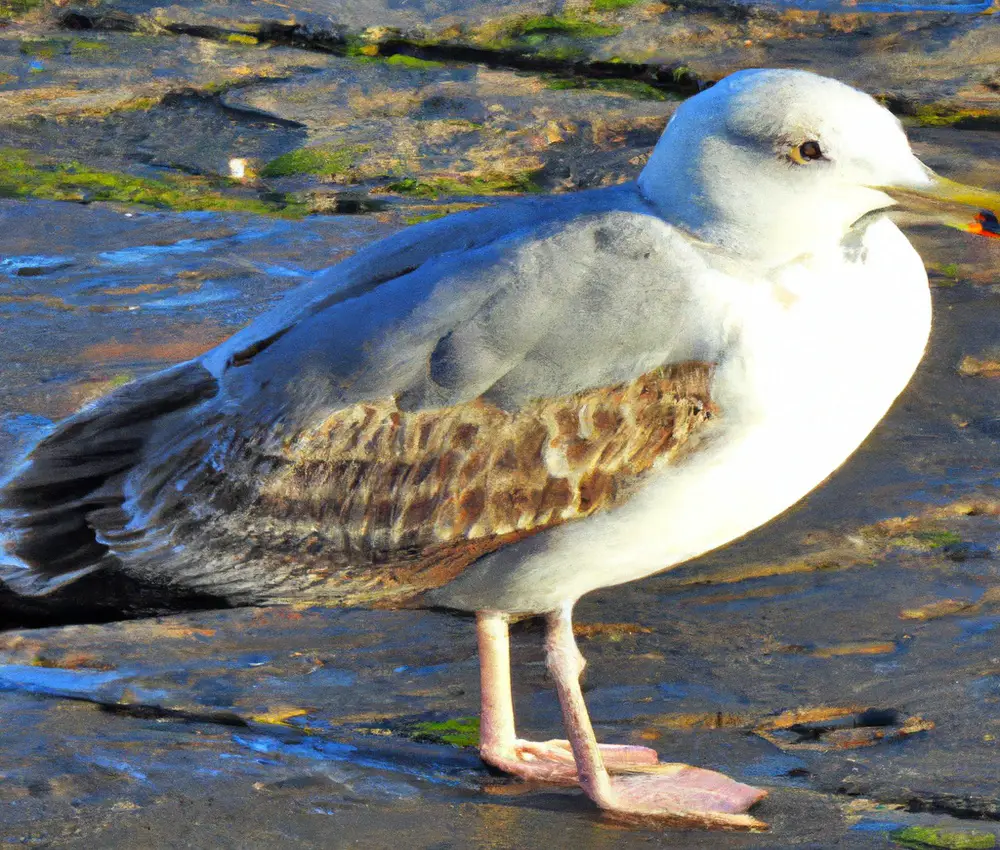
[545,606,768,830]
[476,611,658,786]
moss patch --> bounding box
[547,76,669,100]
[384,171,542,198]
[912,530,963,549]
[534,44,586,61]
[515,14,622,39]
[0,0,41,19]
[404,210,449,225]
[226,33,259,46]
[592,0,644,8]
[891,826,996,850]
[0,147,306,217]
[407,716,480,748]
[19,39,66,58]
[879,528,964,552]
[344,37,380,59]
[474,13,622,49]
[403,202,485,225]
[910,104,1000,129]
[385,54,444,70]
[261,145,369,179]
[71,39,111,54]
[116,96,161,112]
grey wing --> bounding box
[0,199,715,599]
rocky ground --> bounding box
[0,0,999,846]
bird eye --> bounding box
[790,140,824,164]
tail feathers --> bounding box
[0,362,218,596]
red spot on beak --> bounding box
[966,210,1000,238]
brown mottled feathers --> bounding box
[205,361,714,607]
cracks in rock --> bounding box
[159,88,308,130]
[55,9,705,99]
[901,793,1000,822]
[54,5,1000,131]
[98,700,251,727]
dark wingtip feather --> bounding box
[0,362,218,596]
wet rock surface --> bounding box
[0,0,999,845]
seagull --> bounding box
[2,68,998,829]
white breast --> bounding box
[437,218,931,613]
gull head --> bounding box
[638,69,1000,265]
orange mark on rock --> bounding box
[249,705,311,726]
[958,355,1000,378]
[809,641,897,658]
[757,706,858,731]
[0,294,76,311]
[78,325,232,365]
[573,622,654,639]
[41,653,114,671]
[154,623,217,639]
[901,588,1000,622]
[755,706,934,752]
[901,599,976,621]
[250,608,306,625]
[99,282,175,296]
[658,557,858,589]
[652,712,752,730]
[683,584,803,606]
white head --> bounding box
[638,69,932,266]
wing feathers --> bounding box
[1,362,218,595]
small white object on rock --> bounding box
[229,158,248,180]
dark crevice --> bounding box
[0,683,251,727]
[828,785,1000,822]
[160,89,308,130]
[227,326,293,368]
[56,7,1000,129]
[98,701,250,727]
[902,795,1000,822]
[379,38,705,95]
[58,8,138,31]
[56,9,706,98]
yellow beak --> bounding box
[880,171,1000,239]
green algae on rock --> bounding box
[383,172,542,198]
[892,825,996,850]
[261,145,370,179]
[906,105,1000,131]
[225,33,259,46]
[407,716,480,748]
[547,76,671,100]
[402,202,485,225]
[384,54,445,70]
[909,530,964,549]
[591,0,646,10]
[0,0,40,20]
[0,147,307,216]
[470,12,623,51]
[508,14,623,40]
